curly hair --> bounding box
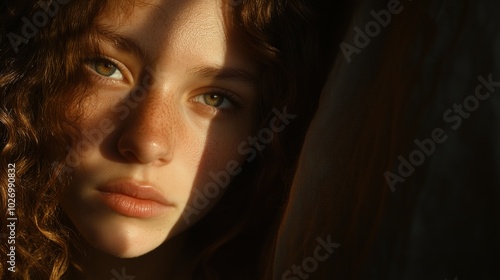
[0,0,325,279]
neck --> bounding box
[70,232,196,280]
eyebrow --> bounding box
[95,27,156,65]
[188,65,257,88]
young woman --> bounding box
[0,0,336,279]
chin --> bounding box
[72,213,173,258]
[92,233,161,258]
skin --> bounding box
[60,0,258,277]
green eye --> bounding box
[90,59,124,80]
[192,90,242,111]
[95,61,117,76]
[203,94,224,107]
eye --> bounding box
[89,58,124,80]
[202,94,228,108]
[192,90,243,110]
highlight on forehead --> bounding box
[96,0,238,32]
[92,0,236,46]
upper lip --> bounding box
[97,179,171,206]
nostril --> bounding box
[117,136,173,165]
[120,149,141,163]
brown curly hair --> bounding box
[0,0,327,279]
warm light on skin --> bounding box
[61,0,259,260]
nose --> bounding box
[117,92,175,165]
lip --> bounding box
[97,180,172,218]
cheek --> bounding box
[68,92,118,140]
[179,121,253,225]
[194,116,254,175]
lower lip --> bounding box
[99,192,170,218]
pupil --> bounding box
[205,94,223,107]
[96,62,116,76]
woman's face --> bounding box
[61,0,258,258]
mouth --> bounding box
[97,179,172,218]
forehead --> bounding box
[99,0,226,28]
[96,0,229,64]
